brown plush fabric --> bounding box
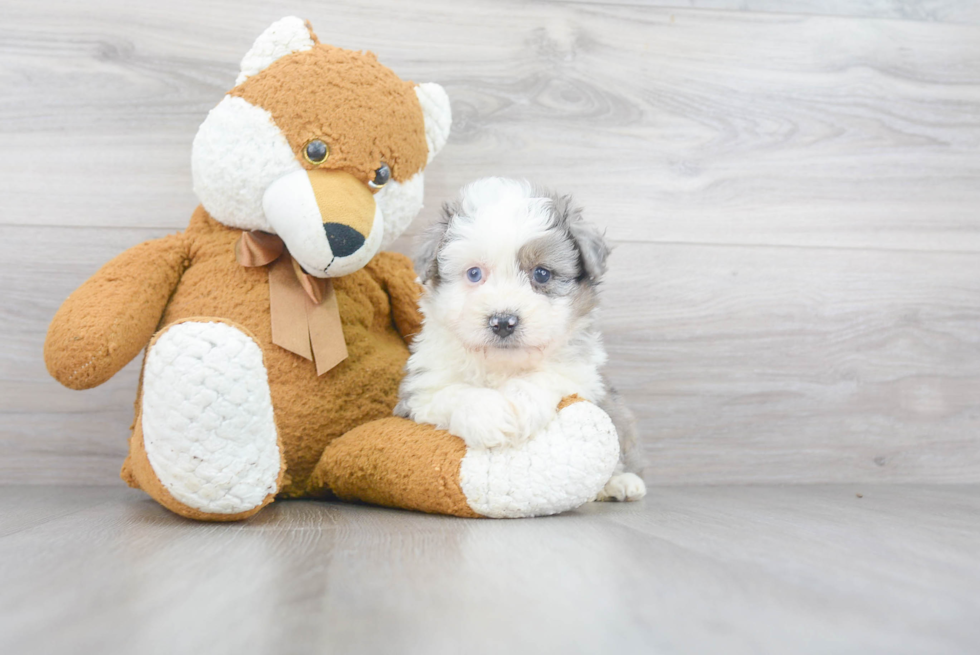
[170,208,421,496]
[312,418,482,518]
[382,255,424,345]
[230,44,428,185]
[46,207,422,500]
[44,24,450,521]
[303,19,320,45]
[44,234,189,390]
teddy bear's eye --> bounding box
[304,139,329,165]
[368,163,391,190]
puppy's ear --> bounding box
[414,202,455,285]
[570,220,610,283]
[554,194,610,284]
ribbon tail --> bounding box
[266,251,348,376]
[269,254,314,361]
[308,279,349,376]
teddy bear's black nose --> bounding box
[489,313,519,338]
[323,223,366,258]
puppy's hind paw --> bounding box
[596,472,647,502]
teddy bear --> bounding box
[43,17,620,521]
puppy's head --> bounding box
[416,178,609,355]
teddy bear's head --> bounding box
[192,17,451,277]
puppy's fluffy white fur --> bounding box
[396,178,645,501]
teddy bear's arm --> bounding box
[369,251,423,345]
[44,233,190,390]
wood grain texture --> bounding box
[1,485,978,654]
[560,1,980,25]
[3,1,980,250]
[1,1,978,484]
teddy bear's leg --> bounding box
[309,415,483,517]
[311,397,620,518]
[121,319,284,521]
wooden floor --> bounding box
[0,485,977,655]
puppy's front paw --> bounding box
[499,379,560,441]
[448,389,519,450]
[596,472,647,502]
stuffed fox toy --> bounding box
[44,17,620,521]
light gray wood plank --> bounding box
[1,2,979,252]
[0,485,123,537]
[599,241,980,484]
[559,1,980,25]
[3,226,977,484]
[0,485,977,655]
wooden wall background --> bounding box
[1,0,978,485]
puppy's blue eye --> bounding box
[533,267,552,284]
[466,267,483,283]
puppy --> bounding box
[395,177,645,501]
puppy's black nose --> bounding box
[489,313,519,338]
[323,222,365,258]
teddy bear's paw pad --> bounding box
[458,401,620,518]
[596,472,647,502]
[141,321,281,515]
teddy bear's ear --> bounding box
[235,17,317,86]
[415,83,452,163]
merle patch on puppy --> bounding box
[395,177,644,501]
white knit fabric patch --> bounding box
[235,16,315,86]
[458,402,620,518]
[192,95,302,232]
[376,171,424,249]
[142,322,281,514]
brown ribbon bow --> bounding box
[235,230,348,376]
